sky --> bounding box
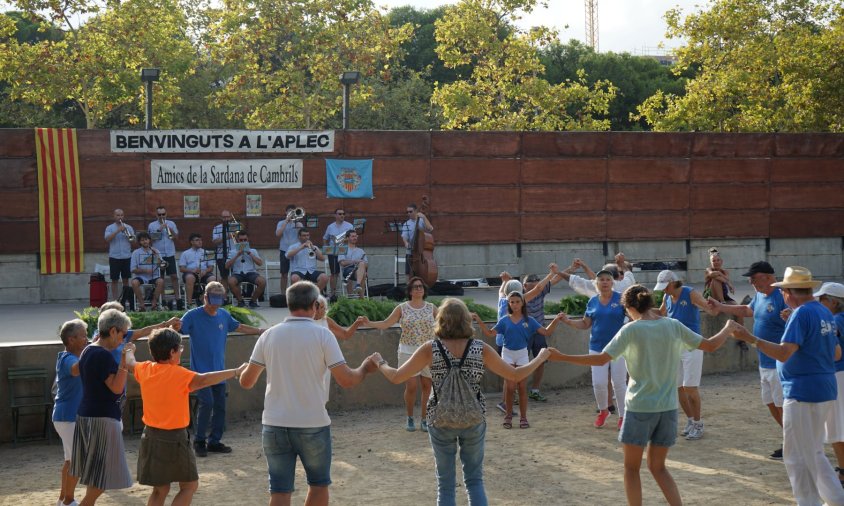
[376,0,706,54]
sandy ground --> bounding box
[0,370,802,505]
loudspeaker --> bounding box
[269,294,287,308]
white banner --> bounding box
[151,159,303,189]
[112,129,334,153]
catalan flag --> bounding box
[35,128,85,274]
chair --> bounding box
[8,367,53,446]
[126,394,145,435]
[181,281,205,309]
[339,266,369,299]
[239,282,256,304]
[134,283,163,311]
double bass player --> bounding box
[401,203,433,284]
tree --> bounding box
[432,0,616,131]
[540,40,689,130]
[636,0,844,132]
[0,0,197,128]
[209,0,412,129]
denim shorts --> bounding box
[618,409,678,447]
[262,424,332,493]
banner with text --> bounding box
[112,130,334,153]
[151,159,303,190]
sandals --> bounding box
[519,417,530,429]
[503,415,512,429]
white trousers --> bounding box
[783,398,844,506]
[590,350,627,418]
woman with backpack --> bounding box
[371,298,551,506]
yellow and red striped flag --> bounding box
[35,128,85,274]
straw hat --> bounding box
[771,266,822,289]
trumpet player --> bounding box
[323,208,354,298]
[104,208,135,304]
[225,230,266,308]
[338,231,367,296]
[179,233,217,308]
[130,232,165,311]
[287,229,329,292]
[147,206,180,301]
[275,204,304,294]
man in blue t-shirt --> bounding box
[181,281,265,457]
[709,261,787,460]
[731,266,844,506]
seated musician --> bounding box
[286,228,329,292]
[129,232,165,311]
[338,231,367,296]
[178,233,216,308]
[225,230,266,308]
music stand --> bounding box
[305,215,319,230]
[384,218,405,286]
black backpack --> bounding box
[428,339,485,429]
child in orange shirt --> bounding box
[124,328,246,506]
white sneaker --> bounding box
[681,418,694,436]
[686,421,704,440]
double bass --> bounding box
[410,196,438,287]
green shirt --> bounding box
[603,318,703,413]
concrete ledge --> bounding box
[0,313,757,444]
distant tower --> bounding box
[585,0,598,51]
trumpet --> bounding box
[307,244,320,259]
[228,214,242,243]
[150,250,168,271]
[286,207,306,222]
[119,219,135,242]
[159,217,173,240]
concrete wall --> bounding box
[4,236,841,304]
[0,313,757,444]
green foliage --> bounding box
[653,290,665,308]
[636,0,844,132]
[544,294,590,316]
[328,297,398,327]
[428,297,497,321]
[431,0,616,131]
[73,305,265,337]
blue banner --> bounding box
[325,159,374,198]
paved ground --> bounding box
[0,282,756,345]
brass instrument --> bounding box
[149,249,168,271]
[119,219,135,242]
[333,231,349,246]
[160,217,173,240]
[228,214,242,243]
[286,207,306,222]
[307,244,319,259]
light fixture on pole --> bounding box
[140,68,161,130]
[339,71,360,130]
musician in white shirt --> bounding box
[338,231,367,296]
[225,230,266,308]
[179,233,216,308]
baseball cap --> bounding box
[654,270,679,291]
[814,282,844,299]
[742,261,775,277]
[596,269,615,278]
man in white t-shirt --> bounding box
[239,281,376,504]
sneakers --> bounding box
[420,420,428,433]
[685,421,704,440]
[617,417,624,430]
[354,284,363,296]
[681,418,695,436]
[594,410,610,428]
[194,440,208,457]
[237,300,246,307]
[207,442,233,453]
[405,417,415,432]
[57,501,78,506]
[248,300,259,308]
[528,390,548,402]
[769,447,783,460]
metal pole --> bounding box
[145,80,153,130]
[342,83,350,130]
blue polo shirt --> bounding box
[495,297,508,347]
[778,301,838,402]
[52,351,82,422]
[585,292,626,352]
[493,316,542,351]
[181,306,240,375]
[666,286,700,334]
[748,289,787,369]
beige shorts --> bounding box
[397,351,431,379]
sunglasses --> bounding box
[337,212,345,215]
[238,239,249,242]
[411,284,424,290]
[157,213,166,216]
[406,210,414,214]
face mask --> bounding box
[208,294,225,306]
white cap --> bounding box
[814,282,844,299]
[654,270,679,291]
